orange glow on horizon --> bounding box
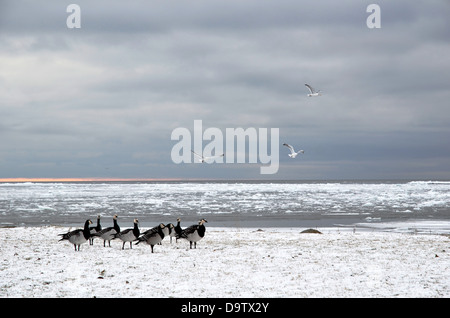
[0,178,184,183]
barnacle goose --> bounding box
[91,214,120,247]
[89,215,102,245]
[160,223,171,244]
[114,219,140,250]
[139,223,160,237]
[177,219,207,249]
[167,223,176,243]
[159,223,174,244]
[174,217,182,243]
[58,219,93,251]
[135,223,165,253]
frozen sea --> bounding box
[1,180,449,234]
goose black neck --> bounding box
[133,222,140,237]
[198,224,206,237]
[83,220,91,239]
[96,218,101,231]
[114,218,120,232]
[158,226,165,238]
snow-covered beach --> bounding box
[1,226,449,298]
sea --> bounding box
[1,180,449,234]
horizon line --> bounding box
[0,177,442,183]
[0,178,186,183]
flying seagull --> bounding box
[191,150,225,163]
[283,143,304,158]
[305,84,321,97]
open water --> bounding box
[1,180,449,233]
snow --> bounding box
[1,226,449,298]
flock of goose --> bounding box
[58,215,207,252]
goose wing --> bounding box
[136,225,163,244]
[58,229,83,241]
[140,225,159,237]
[91,226,114,237]
[114,228,132,238]
[177,224,198,239]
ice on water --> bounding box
[0,181,449,233]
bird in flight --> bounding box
[283,143,304,158]
[191,150,225,163]
[305,83,322,97]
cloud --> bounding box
[0,0,449,179]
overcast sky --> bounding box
[0,0,449,180]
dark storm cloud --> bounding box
[0,0,449,179]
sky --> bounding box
[0,0,449,180]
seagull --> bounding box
[305,84,321,97]
[191,150,224,163]
[283,143,304,158]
